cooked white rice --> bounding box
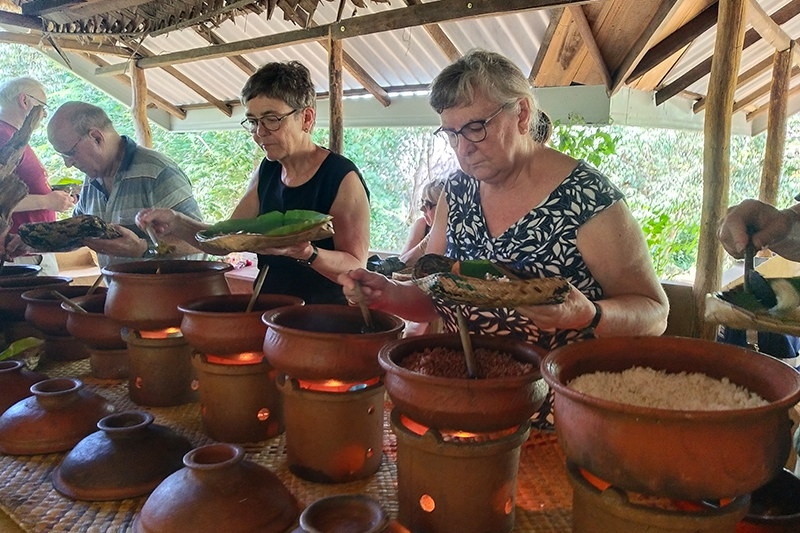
[567,366,769,410]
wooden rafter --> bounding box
[746,80,800,121]
[404,0,461,62]
[194,26,257,77]
[655,0,800,106]
[149,0,259,38]
[693,55,773,113]
[747,0,791,51]
[731,65,800,114]
[84,53,186,120]
[0,31,133,56]
[94,0,598,76]
[530,7,563,82]
[24,0,154,25]
[317,38,392,107]
[0,9,42,30]
[610,0,682,93]
[567,5,611,90]
[625,1,718,85]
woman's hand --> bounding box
[136,208,178,237]
[516,285,597,331]
[339,268,391,308]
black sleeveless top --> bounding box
[256,151,368,305]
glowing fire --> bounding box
[205,352,264,365]
[137,327,182,339]
[399,414,518,442]
[296,377,380,392]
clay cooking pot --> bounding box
[541,336,800,501]
[102,260,232,330]
[262,304,405,381]
[22,285,106,336]
[0,276,72,322]
[379,333,548,432]
[180,294,303,355]
[0,360,46,414]
[63,293,127,350]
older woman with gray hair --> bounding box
[138,60,371,305]
[340,50,668,428]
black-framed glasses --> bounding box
[240,109,299,134]
[25,93,48,110]
[420,201,436,211]
[56,134,87,159]
[434,105,506,148]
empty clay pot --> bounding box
[541,336,800,501]
[0,276,72,322]
[378,333,548,432]
[263,305,405,381]
[0,360,46,414]
[132,443,298,533]
[64,293,126,350]
[180,294,303,356]
[22,285,106,336]
[102,260,232,331]
[52,411,193,501]
[0,377,116,454]
[300,495,389,533]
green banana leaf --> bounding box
[0,337,44,362]
[202,210,331,237]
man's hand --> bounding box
[83,225,147,258]
[45,190,76,213]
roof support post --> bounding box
[694,0,747,340]
[760,46,793,206]
[131,65,153,148]
[328,33,344,155]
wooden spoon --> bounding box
[352,281,375,333]
[456,309,478,379]
[86,273,104,296]
[246,265,269,313]
[52,290,88,313]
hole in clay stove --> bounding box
[420,494,435,513]
[504,498,513,515]
[257,408,270,421]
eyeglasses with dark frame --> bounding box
[24,93,48,110]
[56,134,87,159]
[420,200,436,212]
[240,109,300,134]
[434,105,507,148]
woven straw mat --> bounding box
[0,359,573,533]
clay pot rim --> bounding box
[101,260,232,279]
[21,285,94,303]
[31,377,82,396]
[178,294,304,317]
[299,495,388,533]
[262,304,405,338]
[378,333,545,388]
[97,411,154,432]
[184,443,244,470]
[541,336,800,420]
[0,360,25,372]
[0,276,72,289]
[61,293,109,315]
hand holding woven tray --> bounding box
[705,292,800,336]
[18,215,121,253]
[411,254,571,308]
[195,211,334,255]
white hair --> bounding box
[0,77,44,108]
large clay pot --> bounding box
[192,353,284,443]
[262,305,405,381]
[0,377,116,454]
[22,285,106,336]
[541,336,800,501]
[52,411,193,501]
[102,260,232,331]
[0,360,46,414]
[64,293,126,350]
[0,276,72,322]
[132,443,298,533]
[180,294,303,356]
[378,333,548,433]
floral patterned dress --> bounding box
[435,161,625,429]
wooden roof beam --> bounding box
[568,5,611,90]
[693,54,773,113]
[25,0,154,25]
[94,0,597,76]
[529,7,563,82]
[404,0,461,62]
[747,0,791,50]
[149,0,260,38]
[625,1,718,85]
[0,31,133,56]
[194,26,257,77]
[610,0,682,94]
[317,38,392,107]
[731,65,800,114]
[19,0,79,17]
[746,77,800,121]
[0,9,42,30]
[655,0,800,106]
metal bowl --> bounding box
[541,336,800,501]
[378,333,548,432]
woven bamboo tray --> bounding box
[0,359,572,533]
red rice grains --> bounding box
[399,347,535,378]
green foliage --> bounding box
[551,116,619,166]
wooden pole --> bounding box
[693,0,747,340]
[131,65,153,148]
[329,33,344,155]
[759,44,792,205]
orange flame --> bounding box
[137,327,182,339]
[296,377,380,392]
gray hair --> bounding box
[0,77,44,108]
[429,50,539,131]
[421,178,446,206]
[240,60,316,112]
[49,101,114,137]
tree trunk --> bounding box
[328,34,343,155]
[131,65,153,148]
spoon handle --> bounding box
[456,309,478,379]
[743,242,754,294]
[353,282,374,331]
